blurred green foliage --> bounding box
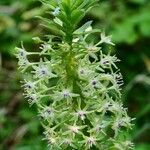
[0,0,150,149]
[0,0,45,56]
[90,0,150,44]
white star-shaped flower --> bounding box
[100,32,115,45]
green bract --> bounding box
[15,0,134,149]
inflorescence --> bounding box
[15,0,134,149]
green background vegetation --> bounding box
[0,0,150,149]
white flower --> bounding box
[35,66,49,77]
[15,47,27,59]
[77,65,96,80]
[89,77,103,89]
[39,43,52,54]
[100,32,115,45]
[40,106,54,120]
[63,139,72,145]
[89,119,108,136]
[43,127,61,149]
[108,101,124,114]
[73,110,90,121]
[98,51,119,70]
[32,63,57,79]
[85,44,100,60]
[86,44,99,52]
[71,98,93,121]
[86,136,96,148]
[25,93,38,105]
[112,115,133,137]
[77,110,87,120]
[53,89,79,104]
[23,80,36,93]
[67,123,86,137]
[80,135,99,149]
[52,7,60,16]
[63,123,86,138]
[96,100,111,114]
[15,46,31,70]
[18,58,30,69]
[69,125,80,134]
[61,89,71,98]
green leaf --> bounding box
[71,9,85,26]
[84,0,99,12]
[77,0,90,9]
[61,0,71,16]
[74,21,93,34]
[40,23,65,36]
[39,0,55,9]
[59,12,70,25]
[73,29,101,36]
[53,17,63,27]
[72,0,83,10]
[36,16,53,25]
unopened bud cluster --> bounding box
[16,0,134,149]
